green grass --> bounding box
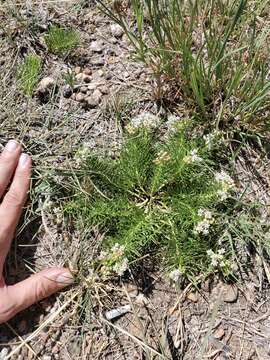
[64,124,240,281]
[99,0,270,132]
[17,54,42,96]
[45,25,80,55]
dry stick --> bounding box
[5,291,79,360]
[5,323,41,360]
[101,317,168,359]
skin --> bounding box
[0,140,73,324]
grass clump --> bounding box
[100,0,270,131]
[17,54,42,96]
[65,124,237,280]
[45,25,79,55]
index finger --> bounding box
[0,153,32,272]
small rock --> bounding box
[223,284,238,303]
[105,304,131,321]
[110,24,124,38]
[83,68,92,76]
[75,73,85,82]
[37,76,56,93]
[187,291,198,303]
[92,69,105,79]
[62,84,73,98]
[126,283,138,298]
[75,93,85,102]
[91,56,105,66]
[135,293,149,306]
[83,75,91,83]
[80,86,88,94]
[92,89,102,102]
[0,348,9,359]
[43,356,52,360]
[76,73,91,83]
[90,40,103,53]
[74,66,81,74]
[85,90,101,108]
[214,327,225,340]
[99,85,109,94]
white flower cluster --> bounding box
[166,114,180,133]
[112,257,129,276]
[98,243,129,277]
[153,150,171,165]
[203,130,221,150]
[194,208,214,235]
[169,269,182,282]
[127,112,160,133]
[75,144,91,165]
[215,171,235,200]
[183,149,202,164]
[207,248,226,268]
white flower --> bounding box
[129,112,160,132]
[207,248,227,268]
[111,243,125,258]
[183,149,202,164]
[217,189,228,201]
[215,171,234,189]
[215,171,235,200]
[153,150,171,164]
[98,251,108,261]
[194,219,211,235]
[75,144,91,165]
[169,269,182,282]
[113,257,129,276]
[198,208,213,221]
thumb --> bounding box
[7,267,74,316]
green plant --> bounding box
[17,54,42,96]
[99,0,270,131]
[45,25,79,55]
[64,125,238,280]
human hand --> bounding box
[0,141,73,324]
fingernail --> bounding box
[56,272,74,286]
[5,140,19,152]
[18,153,30,168]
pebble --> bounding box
[83,67,92,75]
[91,56,105,66]
[37,76,56,93]
[214,327,225,340]
[187,291,198,303]
[126,283,138,298]
[99,84,109,94]
[90,40,103,53]
[74,66,81,74]
[75,93,85,102]
[110,24,124,38]
[92,69,105,79]
[222,284,238,303]
[62,84,73,98]
[80,86,88,94]
[75,73,85,82]
[43,356,52,360]
[85,89,102,108]
[105,304,131,320]
[135,293,149,306]
[0,348,9,359]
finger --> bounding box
[0,154,31,269]
[6,268,74,318]
[0,140,21,198]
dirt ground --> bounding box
[1,1,270,359]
